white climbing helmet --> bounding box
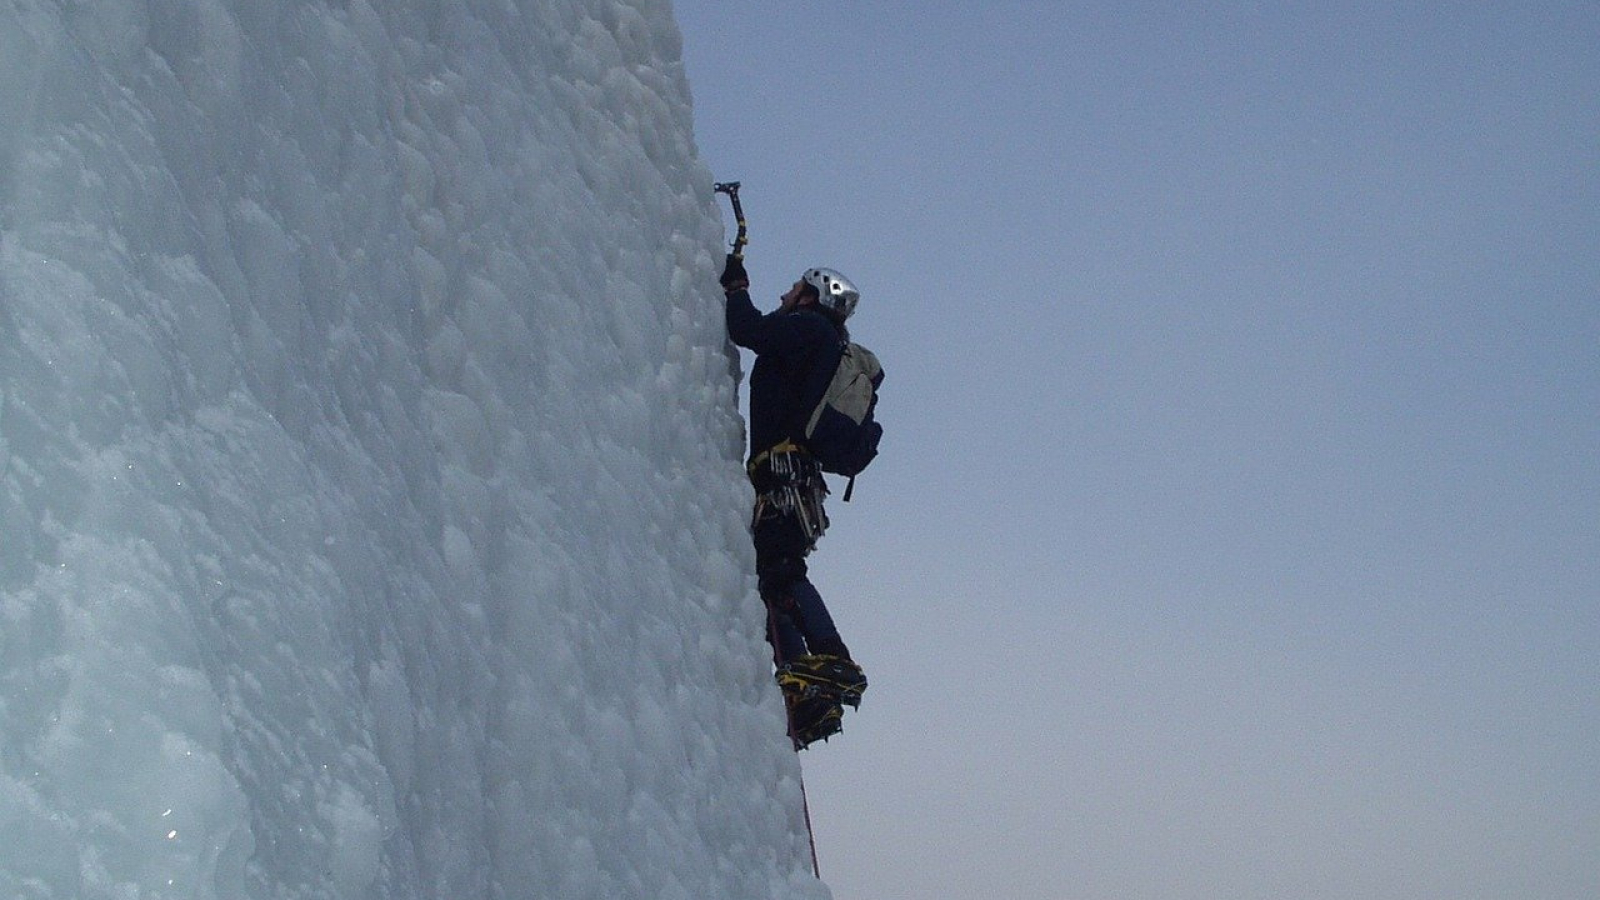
[803,267,860,320]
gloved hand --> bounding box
[719,253,749,292]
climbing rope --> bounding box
[770,613,822,879]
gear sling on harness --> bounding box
[749,440,829,548]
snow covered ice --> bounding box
[0,2,829,897]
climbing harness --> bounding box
[750,441,829,550]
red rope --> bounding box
[798,767,821,879]
[770,609,822,879]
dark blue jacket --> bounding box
[725,288,844,461]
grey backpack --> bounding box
[804,342,884,498]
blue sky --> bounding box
[673,3,1598,897]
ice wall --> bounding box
[0,2,826,898]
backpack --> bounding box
[803,341,884,498]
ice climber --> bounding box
[721,254,872,748]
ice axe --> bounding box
[713,181,748,260]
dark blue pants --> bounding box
[753,506,849,664]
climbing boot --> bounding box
[777,654,868,708]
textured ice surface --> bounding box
[0,1,826,897]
